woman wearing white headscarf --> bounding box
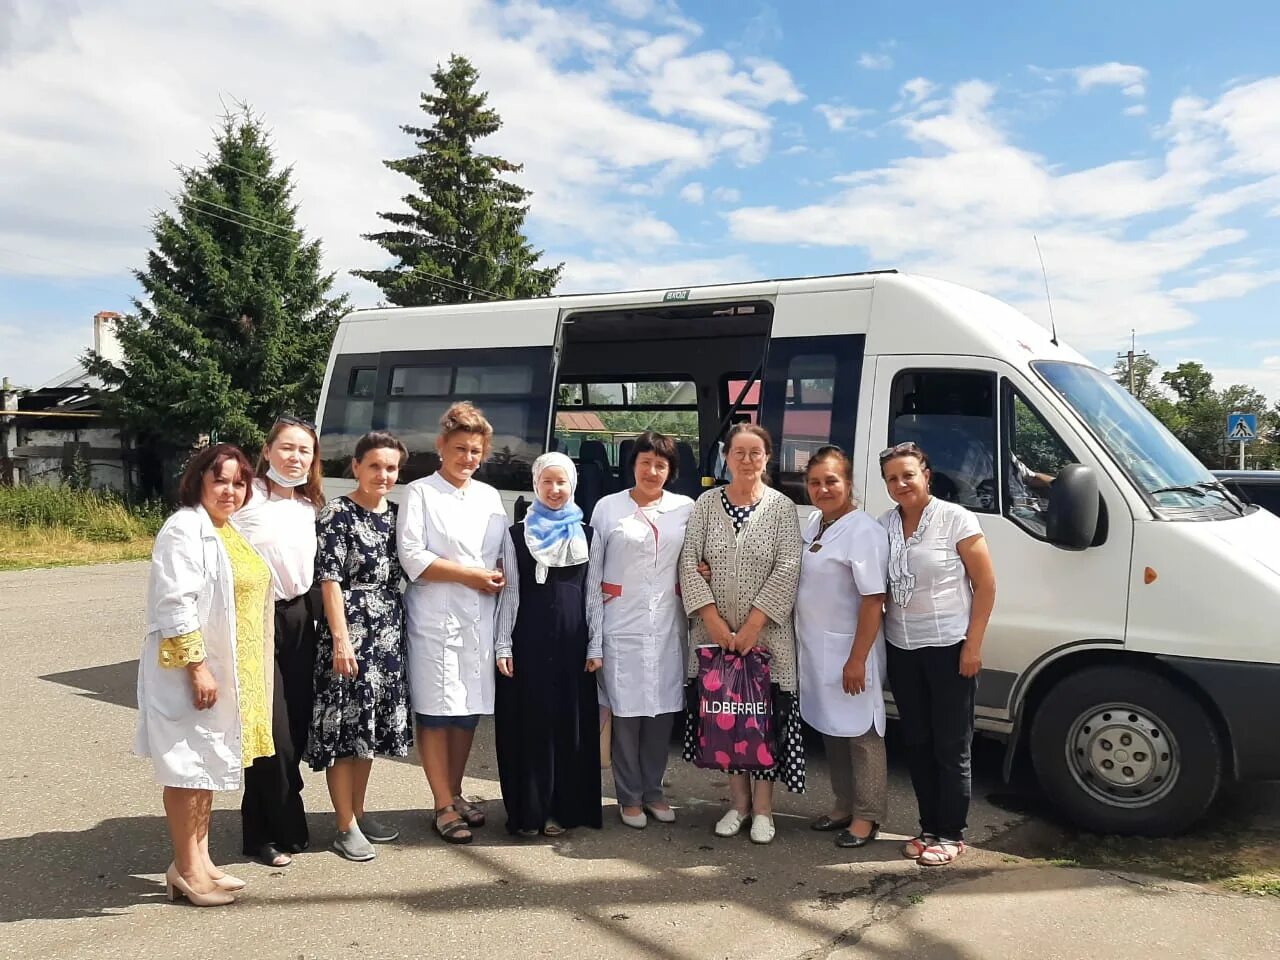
[494,452,605,837]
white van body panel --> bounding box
[1127,510,1280,662]
[338,301,560,352]
[771,287,873,339]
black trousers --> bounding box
[886,640,976,840]
[241,594,315,854]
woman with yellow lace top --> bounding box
[134,444,275,907]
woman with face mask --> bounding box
[494,452,605,838]
[231,416,325,867]
[397,402,508,844]
[878,442,996,867]
[588,431,692,828]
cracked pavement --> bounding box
[1,562,1277,960]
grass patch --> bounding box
[0,486,164,570]
[1003,819,1280,897]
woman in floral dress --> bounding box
[306,431,413,862]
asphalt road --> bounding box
[1,562,1277,960]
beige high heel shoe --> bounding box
[165,864,236,906]
[169,862,245,893]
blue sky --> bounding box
[2,0,1278,396]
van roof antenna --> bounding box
[1034,234,1060,346]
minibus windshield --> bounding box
[1034,361,1241,516]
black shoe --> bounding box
[834,822,880,848]
[254,843,293,866]
[810,814,853,832]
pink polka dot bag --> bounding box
[693,647,776,772]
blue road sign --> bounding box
[1227,412,1258,442]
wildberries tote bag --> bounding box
[693,647,776,772]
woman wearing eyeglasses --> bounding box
[795,446,890,850]
[677,423,804,844]
[231,415,325,867]
[878,442,996,867]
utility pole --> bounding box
[1116,329,1149,397]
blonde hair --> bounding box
[438,401,493,453]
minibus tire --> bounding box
[1029,666,1221,836]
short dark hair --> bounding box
[878,441,930,476]
[354,431,408,465]
[178,444,255,509]
[630,430,679,478]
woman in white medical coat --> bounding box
[589,432,693,828]
[135,444,275,906]
[795,446,890,849]
[397,402,508,844]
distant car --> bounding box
[1213,470,1280,514]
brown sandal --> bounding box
[453,796,486,828]
[434,806,473,844]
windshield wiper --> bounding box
[1149,482,1245,515]
[1195,479,1246,515]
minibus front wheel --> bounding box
[1029,665,1222,835]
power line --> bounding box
[174,200,300,242]
[0,245,135,301]
[186,196,301,237]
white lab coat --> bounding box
[134,506,274,790]
[589,489,694,717]
[397,472,508,715]
[795,510,890,738]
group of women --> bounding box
[134,402,995,907]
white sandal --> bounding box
[918,839,965,866]
[714,808,750,837]
[749,814,776,845]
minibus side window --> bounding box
[1002,383,1078,537]
[889,370,998,513]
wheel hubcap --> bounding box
[1066,703,1178,808]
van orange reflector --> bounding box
[1144,567,1158,584]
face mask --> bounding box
[267,465,307,488]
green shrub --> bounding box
[0,486,166,540]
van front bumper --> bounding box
[1157,656,1280,781]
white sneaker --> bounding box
[714,808,750,837]
[749,814,776,844]
[619,808,647,829]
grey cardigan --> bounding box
[678,486,803,692]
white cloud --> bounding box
[726,75,1280,349]
[815,103,870,131]
[0,0,801,290]
[1169,270,1280,303]
[1204,363,1280,402]
[1074,62,1148,97]
[899,77,937,105]
[711,186,740,203]
[857,52,892,70]
[1124,103,1148,116]
[679,181,706,204]
[558,253,756,293]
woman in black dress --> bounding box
[307,432,413,862]
[493,452,605,837]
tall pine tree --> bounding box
[353,54,561,304]
[85,107,348,461]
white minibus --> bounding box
[317,270,1280,835]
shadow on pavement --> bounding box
[39,659,139,711]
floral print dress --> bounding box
[305,497,412,770]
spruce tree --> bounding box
[85,106,348,460]
[353,54,562,304]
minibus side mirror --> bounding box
[1047,464,1099,550]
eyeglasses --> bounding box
[275,414,317,433]
[729,449,767,462]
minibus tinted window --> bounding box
[1034,361,1228,515]
[1004,385,1078,537]
[889,370,998,513]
